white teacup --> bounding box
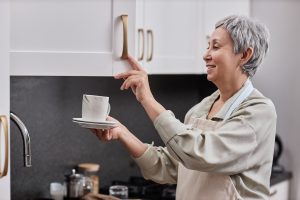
[82,94,110,122]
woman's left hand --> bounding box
[90,116,129,142]
[90,116,148,158]
[114,55,154,104]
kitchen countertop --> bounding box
[270,171,292,186]
[34,172,293,200]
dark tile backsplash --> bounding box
[10,75,216,199]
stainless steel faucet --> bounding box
[10,112,32,167]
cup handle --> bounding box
[107,103,111,115]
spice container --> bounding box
[78,163,100,194]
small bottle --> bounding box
[78,163,100,194]
[50,182,64,200]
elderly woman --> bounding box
[92,15,276,199]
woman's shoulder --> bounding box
[239,88,277,117]
[248,89,276,108]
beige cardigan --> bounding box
[133,84,277,200]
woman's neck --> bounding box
[217,76,248,103]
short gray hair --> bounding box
[215,15,270,77]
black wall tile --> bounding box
[10,75,216,199]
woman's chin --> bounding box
[206,74,214,82]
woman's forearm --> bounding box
[141,98,166,122]
[117,98,164,158]
[119,130,148,158]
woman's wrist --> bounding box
[140,96,156,107]
[118,129,128,141]
[118,129,147,158]
[140,97,166,122]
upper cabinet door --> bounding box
[9,0,250,76]
[10,0,135,76]
[137,0,205,74]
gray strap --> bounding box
[223,79,254,120]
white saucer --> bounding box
[73,120,118,130]
[72,118,116,125]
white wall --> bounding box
[251,0,300,199]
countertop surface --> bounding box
[34,172,293,200]
[270,171,292,186]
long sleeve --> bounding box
[133,88,276,199]
[153,91,277,175]
[133,143,178,184]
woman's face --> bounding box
[203,27,243,85]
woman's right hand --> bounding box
[115,55,166,122]
[114,55,154,104]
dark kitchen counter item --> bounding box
[101,173,292,200]
[101,177,176,200]
[32,172,293,200]
[270,171,292,186]
[28,198,54,200]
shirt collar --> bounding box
[210,79,251,120]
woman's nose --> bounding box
[203,49,211,62]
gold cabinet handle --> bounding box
[146,29,153,62]
[138,29,145,61]
[120,15,129,59]
[0,115,8,178]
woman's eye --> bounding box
[206,44,219,50]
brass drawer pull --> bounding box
[120,15,129,59]
[138,28,145,61]
[0,115,8,178]
[147,29,153,62]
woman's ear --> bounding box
[240,47,254,66]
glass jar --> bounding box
[64,169,93,199]
[78,163,100,194]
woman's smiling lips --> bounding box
[206,64,216,68]
[206,64,216,73]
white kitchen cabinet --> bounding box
[270,180,290,200]
[10,0,207,76]
[0,0,11,199]
[134,0,250,75]
[9,0,251,77]
[10,0,136,76]
[134,0,205,74]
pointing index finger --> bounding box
[127,55,143,71]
